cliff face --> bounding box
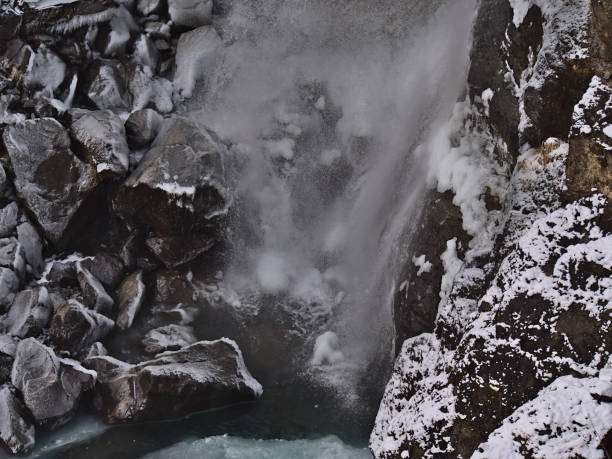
[374,0,612,457]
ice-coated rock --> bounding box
[0,268,19,313]
[174,25,221,99]
[115,117,227,266]
[86,61,131,111]
[22,44,66,93]
[127,64,174,113]
[49,299,114,355]
[79,253,125,291]
[70,109,130,180]
[0,385,35,455]
[125,108,163,149]
[102,6,138,57]
[16,221,43,276]
[86,338,262,423]
[168,0,212,29]
[133,34,159,70]
[0,202,19,238]
[76,263,114,314]
[2,119,97,246]
[3,288,51,339]
[142,324,197,355]
[0,238,25,279]
[116,271,145,330]
[11,338,96,427]
[136,0,163,16]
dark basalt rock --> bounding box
[11,338,96,428]
[46,261,77,286]
[114,117,228,267]
[124,108,163,149]
[76,263,114,314]
[70,109,130,180]
[85,60,131,111]
[142,324,197,355]
[115,271,145,330]
[79,253,125,291]
[0,385,35,455]
[2,118,97,246]
[49,299,114,355]
[0,268,20,313]
[2,288,51,339]
[86,339,262,423]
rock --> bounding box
[142,324,197,355]
[46,261,77,286]
[168,0,212,28]
[144,21,171,40]
[0,38,33,84]
[2,119,97,246]
[76,263,114,314]
[137,0,163,16]
[16,221,43,276]
[0,268,19,313]
[0,202,19,238]
[116,271,145,330]
[86,61,131,111]
[125,108,163,149]
[115,117,227,266]
[174,25,221,99]
[0,238,25,279]
[50,299,114,355]
[22,44,66,93]
[145,234,215,268]
[3,288,51,339]
[11,338,96,427]
[0,164,6,196]
[83,342,108,360]
[133,34,159,70]
[0,335,18,384]
[79,253,125,291]
[127,63,174,113]
[70,110,130,180]
[86,338,262,423]
[0,385,35,455]
[102,6,139,57]
[0,14,21,41]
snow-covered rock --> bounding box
[70,109,130,179]
[0,238,25,280]
[2,119,97,245]
[0,203,19,238]
[167,0,212,29]
[85,338,262,423]
[0,385,35,455]
[2,288,51,339]
[16,221,43,276]
[141,324,197,355]
[0,268,20,313]
[86,61,131,111]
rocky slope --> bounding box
[373,0,612,457]
[0,0,261,454]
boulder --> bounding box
[116,271,146,330]
[0,164,6,196]
[0,385,35,455]
[22,44,66,93]
[0,238,25,279]
[0,335,18,384]
[11,338,96,427]
[114,117,228,267]
[46,261,77,286]
[86,338,262,423]
[76,263,114,314]
[78,253,125,291]
[174,25,221,98]
[70,110,130,180]
[145,234,215,268]
[133,34,159,70]
[16,221,44,276]
[0,202,18,238]
[3,288,51,339]
[50,299,114,355]
[2,119,97,246]
[86,61,131,111]
[142,324,197,355]
[168,0,212,28]
[83,342,108,360]
[0,268,20,313]
[136,0,163,16]
[125,108,163,149]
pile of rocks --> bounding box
[0,0,260,455]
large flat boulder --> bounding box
[86,338,262,423]
[11,338,96,428]
[2,118,97,245]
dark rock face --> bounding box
[142,324,197,355]
[11,338,95,428]
[70,109,130,180]
[0,385,35,455]
[116,271,145,330]
[115,117,228,267]
[86,339,262,423]
[76,263,114,314]
[2,119,97,245]
[3,288,51,339]
[124,108,163,149]
[78,253,125,291]
[49,299,115,355]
